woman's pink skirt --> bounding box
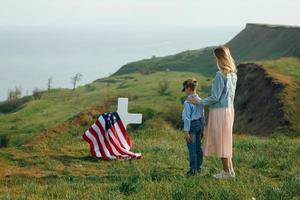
[203,107,234,158]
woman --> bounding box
[189,46,237,179]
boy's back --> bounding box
[181,77,205,176]
[182,93,205,132]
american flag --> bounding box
[83,111,142,160]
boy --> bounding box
[182,78,205,176]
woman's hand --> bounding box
[188,96,198,105]
[184,132,191,143]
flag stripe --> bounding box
[96,120,122,157]
[108,128,141,158]
[108,128,137,158]
[92,123,114,159]
[82,133,96,157]
[98,117,139,158]
[117,120,133,148]
[89,127,109,160]
[83,112,142,160]
[99,117,130,150]
[85,130,102,158]
[98,117,132,157]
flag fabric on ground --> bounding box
[83,111,142,160]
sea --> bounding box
[0,26,240,101]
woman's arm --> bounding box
[189,72,225,106]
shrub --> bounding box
[85,84,96,92]
[127,107,158,131]
[0,96,32,113]
[0,134,10,148]
[157,79,170,96]
[32,88,43,100]
[139,66,153,75]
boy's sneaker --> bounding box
[213,171,235,179]
[186,169,196,177]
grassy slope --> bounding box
[0,64,299,199]
[113,47,216,76]
[0,71,212,146]
[228,24,300,62]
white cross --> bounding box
[117,98,142,129]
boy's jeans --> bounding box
[187,119,204,171]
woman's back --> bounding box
[203,71,237,109]
[216,72,238,108]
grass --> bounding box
[0,59,300,199]
[0,71,212,146]
[0,125,299,199]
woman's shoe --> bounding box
[230,170,236,178]
[213,171,235,179]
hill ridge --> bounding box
[114,23,300,76]
[246,23,300,29]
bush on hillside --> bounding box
[127,107,159,131]
[157,79,171,96]
[84,84,96,92]
[0,134,9,148]
[32,88,43,100]
[138,66,154,75]
[0,96,32,113]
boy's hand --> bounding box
[184,132,191,143]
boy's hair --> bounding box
[182,78,198,92]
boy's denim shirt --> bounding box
[182,93,205,132]
[196,71,237,108]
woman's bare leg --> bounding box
[221,158,230,172]
[229,158,234,172]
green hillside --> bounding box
[114,47,216,76]
[1,24,300,199]
[0,67,300,199]
[114,23,300,76]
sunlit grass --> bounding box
[0,63,300,199]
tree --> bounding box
[7,87,22,101]
[71,73,83,90]
[47,77,53,91]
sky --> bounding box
[0,0,299,29]
[0,0,299,101]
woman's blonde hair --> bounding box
[214,46,237,74]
